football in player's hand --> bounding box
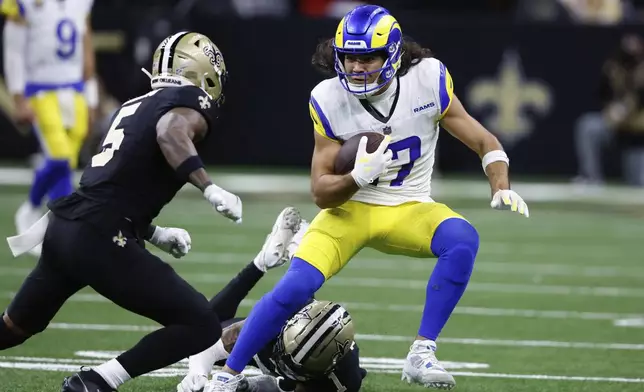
[334,132,385,174]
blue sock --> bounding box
[226,257,325,372]
[47,161,73,201]
[28,167,49,207]
[28,159,70,207]
[419,218,479,341]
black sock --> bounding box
[209,262,264,320]
[116,312,220,378]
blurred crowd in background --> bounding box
[125,0,644,23]
[5,0,644,187]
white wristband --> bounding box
[84,77,99,109]
[482,150,509,174]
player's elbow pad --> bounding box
[3,20,27,95]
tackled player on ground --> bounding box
[177,217,366,392]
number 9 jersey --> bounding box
[1,0,92,89]
[309,58,454,206]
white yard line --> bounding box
[357,334,644,350]
[319,277,644,298]
[10,266,644,298]
[3,259,644,281]
[614,318,644,328]
[155,252,644,279]
[1,353,642,383]
[339,301,641,321]
[6,292,641,321]
[124,272,643,298]
[448,372,644,383]
[1,167,644,204]
[2,359,640,383]
[45,323,644,350]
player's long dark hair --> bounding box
[311,36,433,77]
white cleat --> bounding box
[204,372,244,392]
[14,201,45,257]
[286,219,308,260]
[253,207,302,272]
[402,340,456,390]
[177,372,209,392]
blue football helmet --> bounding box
[333,5,403,96]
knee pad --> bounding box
[431,218,479,256]
[271,257,325,312]
[431,218,480,284]
[0,313,29,350]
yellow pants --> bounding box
[294,200,466,279]
[29,88,89,169]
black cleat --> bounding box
[61,368,117,392]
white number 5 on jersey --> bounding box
[91,103,140,167]
[90,90,160,167]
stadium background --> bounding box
[0,1,643,392]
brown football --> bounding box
[334,132,385,175]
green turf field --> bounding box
[0,186,642,392]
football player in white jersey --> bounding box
[2,0,97,256]
[207,4,529,391]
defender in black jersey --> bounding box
[178,219,366,392]
[1,32,242,392]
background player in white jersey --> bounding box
[181,4,529,392]
[2,0,97,256]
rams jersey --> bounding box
[309,58,454,206]
[48,86,220,233]
[0,0,92,95]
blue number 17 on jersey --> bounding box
[373,136,422,187]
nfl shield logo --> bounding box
[382,126,392,135]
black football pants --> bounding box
[4,214,221,378]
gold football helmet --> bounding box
[145,31,228,105]
[274,300,355,381]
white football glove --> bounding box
[148,226,192,258]
[177,373,209,392]
[204,184,243,224]
[491,189,530,217]
[350,135,393,187]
